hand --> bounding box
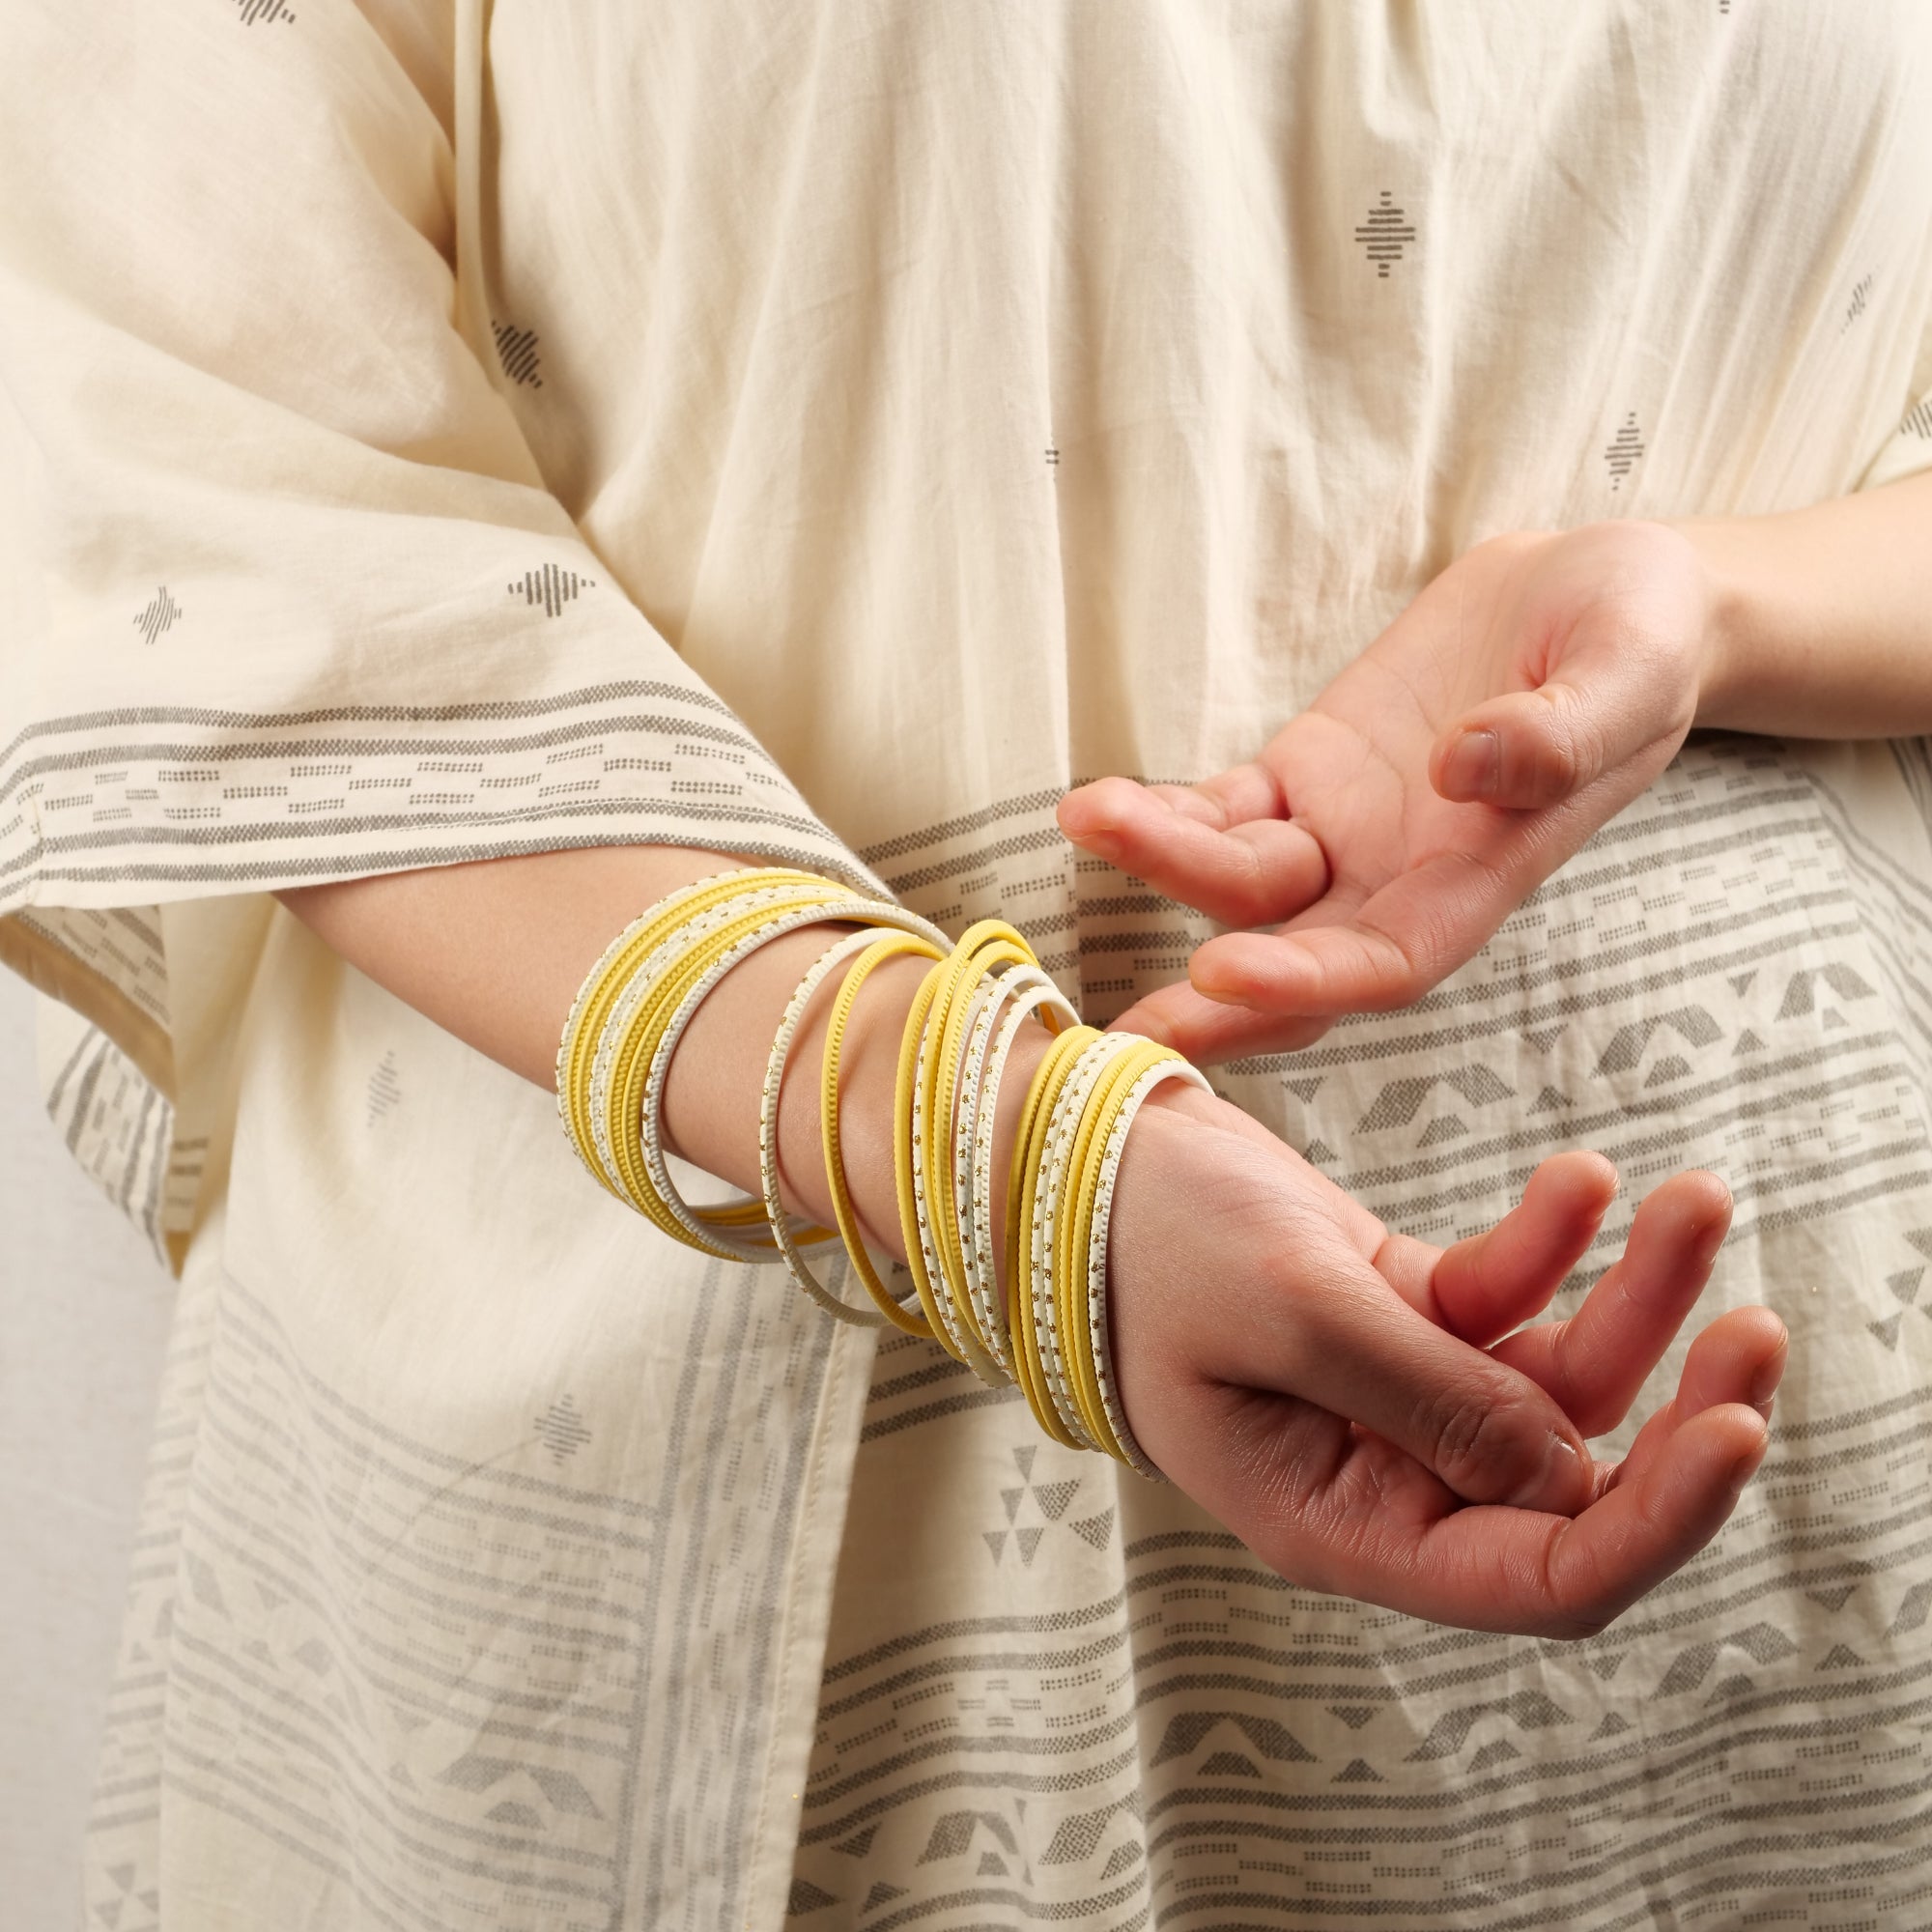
[1058,521,1713,1061]
[1108,1090,1782,1637]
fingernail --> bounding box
[1444,728,1500,800]
[1507,1434,1583,1513]
[1748,1351,1782,1411]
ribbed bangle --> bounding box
[956,969,1076,1376]
[820,930,948,1333]
[1008,1025,1102,1448]
[758,926,910,1324]
[1080,1054,1208,1478]
[1061,1040,1188,1451]
[637,895,943,1258]
[1032,1032,1141,1447]
[557,867,823,1196]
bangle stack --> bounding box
[554,868,1206,1475]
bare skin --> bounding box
[1059,471,1932,1061]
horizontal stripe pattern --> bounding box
[787,734,1932,1928]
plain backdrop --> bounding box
[0,974,174,1932]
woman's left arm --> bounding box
[1059,471,1932,1063]
[1688,469,1932,736]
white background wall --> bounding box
[0,976,174,1931]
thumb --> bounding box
[1430,681,1622,810]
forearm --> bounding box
[1680,469,1932,737]
[276,845,1032,1261]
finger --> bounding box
[1606,1307,1787,1493]
[1432,556,1700,811]
[1107,977,1337,1064]
[1057,774,1330,927]
[1187,845,1528,1017]
[1492,1171,1733,1436]
[1397,1404,1767,1637]
[1189,1383,1766,1637]
[1432,684,1617,810]
[1195,1235,1595,1515]
[1068,762,1321,838]
[1423,1151,1619,1345]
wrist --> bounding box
[771,949,1060,1289]
[1667,514,1751,730]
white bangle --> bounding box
[1030,1032,1140,1447]
[642,897,948,1261]
[558,868,796,1190]
[906,992,1007,1385]
[586,880,824,1204]
[1086,1056,1210,1480]
[758,927,905,1323]
[958,971,1078,1376]
[938,964,1031,1359]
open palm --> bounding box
[1060,521,1714,1062]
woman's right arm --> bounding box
[279,842,1783,1638]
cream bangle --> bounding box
[1060,1039,1178,1449]
[1029,1033,1140,1447]
[905,991,1006,1383]
[932,969,1014,1349]
[559,868,825,1194]
[1008,1025,1101,1448]
[921,925,1033,1350]
[958,972,1077,1375]
[820,932,947,1332]
[1083,1056,1209,1479]
[585,879,838,1207]
[758,927,907,1324]
[640,897,946,1258]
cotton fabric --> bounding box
[4,3,1932,1927]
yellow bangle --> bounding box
[922,923,1035,1352]
[892,956,955,1348]
[607,886,850,1242]
[557,867,827,1196]
[1061,1037,1176,1450]
[820,930,946,1333]
[558,868,1212,1471]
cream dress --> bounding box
[4,3,1932,1927]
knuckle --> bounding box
[1533,722,1581,798]
[1425,1384,1543,1502]
[1537,1531,1624,1641]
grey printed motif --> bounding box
[233,0,294,20]
[1353,190,1415,277]
[534,1394,592,1465]
[1904,399,1932,440]
[1604,412,1645,489]
[492,319,543,389]
[1843,271,1876,331]
[133,587,182,646]
[507,563,588,616]
[364,1048,401,1125]
[789,733,1932,1927]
